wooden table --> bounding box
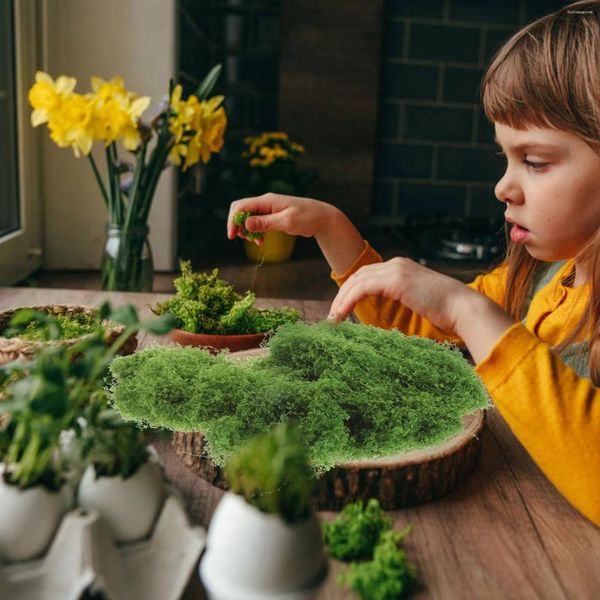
[1,287,599,600]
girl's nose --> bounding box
[494,172,524,205]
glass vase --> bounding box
[101,224,154,292]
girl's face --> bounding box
[494,123,600,263]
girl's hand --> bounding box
[227,193,335,243]
[329,257,516,362]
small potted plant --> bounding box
[237,131,317,263]
[152,260,299,352]
[76,405,166,544]
[0,302,175,561]
[200,422,328,600]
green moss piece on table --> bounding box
[340,530,418,600]
[233,210,264,241]
[109,321,489,469]
[323,499,392,561]
[152,260,298,334]
[4,312,98,341]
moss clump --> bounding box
[233,210,264,240]
[340,530,418,600]
[225,422,315,523]
[152,260,298,334]
[4,311,98,341]
[109,321,489,470]
[323,499,391,561]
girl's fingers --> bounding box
[329,269,384,319]
[226,195,282,239]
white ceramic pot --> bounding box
[77,460,165,544]
[200,492,327,600]
[0,468,70,563]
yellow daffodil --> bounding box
[28,71,76,127]
[90,76,150,149]
[168,85,227,170]
[47,92,95,157]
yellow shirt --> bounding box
[332,241,600,527]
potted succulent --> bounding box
[236,132,316,263]
[200,422,327,600]
[0,302,175,562]
[152,260,300,352]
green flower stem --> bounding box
[108,143,124,225]
[88,153,109,207]
[123,140,148,233]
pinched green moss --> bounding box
[152,260,298,334]
[233,210,264,241]
[109,321,489,469]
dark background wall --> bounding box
[177,0,571,258]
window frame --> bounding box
[0,0,42,285]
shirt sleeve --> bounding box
[475,323,600,527]
[331,241,508,344]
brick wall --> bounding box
[373,0,569,225]
[177,0,572,258]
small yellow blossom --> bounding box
[28,71,76,127]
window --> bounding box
[0,0,42,285]
[0,0,20,238]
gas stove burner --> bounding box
[435,229,503,261]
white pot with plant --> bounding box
[0,302,175,561]
[77,407,165,544]
[200,422,327,600]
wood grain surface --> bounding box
[1,287,599,600]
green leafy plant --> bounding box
[109,321,489,470]
[339,530,417,600]
[322,499,392,561]
[225,422,316,523]
[152,260,299,334]
[233,211,264,241]
[0,303,175,490]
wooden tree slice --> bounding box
[172,410,485,510]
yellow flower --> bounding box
[28,71,76,127]
[90,76,150,149]
[47,92,95,157]
[168,86,227,170]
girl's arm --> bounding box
[227,194,364,276]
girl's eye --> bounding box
[523,159,549,170]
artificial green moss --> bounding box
[4,312,98,341]
[152,260,298,334]
[109,321,489,470]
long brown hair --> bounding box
[480,0,600,383]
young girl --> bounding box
[227,0,600,527]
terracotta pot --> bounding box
[170,329,268,353]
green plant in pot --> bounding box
[153,260,299,352]
[237,131,317,263]
[200,422,328,599]
[0,303,175,561]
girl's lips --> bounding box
[509,222,531,244]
